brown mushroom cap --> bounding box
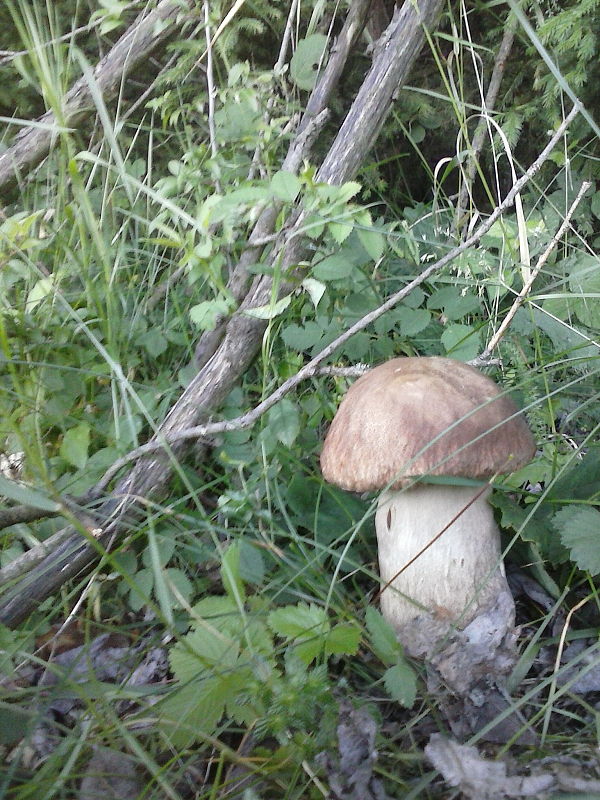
[320,357,535,492]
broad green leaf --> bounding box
[365,606,402,665]
[128,567,153,612]
[244,294,292,320]
[158,677,226,748]
[397,307,431,337]
[554,507,600,574]
[142,536,176,568]
[383,661,417,708]
[441,324,481,361]
[164,568,193,608]
[312,254,354,281]
[290,34,328,90]
[281,322,323,350]
[568,255,600,328]
[328,220,353,244]
[271,171,301,202]
[324,623,361,657]
[238,541,265,586]
[138,329,168,357]
[0,476,60,512]
[266,398,301,447]
[190,298,232,330]
[170,625,240,682]
[268,602,329,640]
[221,541,246,602]
[60,423,90,470]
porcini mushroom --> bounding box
[320,357,535,635]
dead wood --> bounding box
[0,0,444,627]
[0,0,193,194]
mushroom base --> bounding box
[375,484,513,632]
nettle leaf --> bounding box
[312,254,354,281]
[290,34,328,91]
[0,476,60,512]
[365,606,402,666]
[266,398,301,447]
[60,423,90,470]
[271,171,301,202]
[383,661,417,708]
[554,506,600,574]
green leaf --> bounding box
[0,476,60,512]
[238,540,265,586]
[290,34,328,90]
[190,297,232,330]
[281,322,323,350]
[244,294,292,320]
[128,567,153,612]
[60,423,90,470]
[397,307,431,337]
[170,623,240,683]
[441,324,481,361]
[554,506,600,574]
[221,541,246,602]
[268,603,329,640]
[266,398,300,447]
[324,623,361,657]
[365,606,402,665]
[138,329,168,357]
[328,220,354,244]
[313,254,354,281]
[158,677,226,748]
[302,277,326,307]
[271,171,301,202]
[164,568,193,608]
[383,661,417,708]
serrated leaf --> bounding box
[290,34,328,90]
[60,424,90,470]
[328,220,353,244]
[158,676,227,748]
[266,398,300,447]
[244,293,292,320]
[268,602,329,640]
[190,298,232,330]
[365,606,402,665]
[554,506,600,574]
[164,568,193,608]
[170,624,240,683]
[0,475,60,512]
[238,540,265,586]
[128,567,153,612]
[324,623,361,657]
[271,171,301,202]
[383,661,417,708]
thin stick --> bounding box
[204,1,221,192]
[473,179,591,366]
[93,105,580,489]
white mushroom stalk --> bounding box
[320,357,535,634]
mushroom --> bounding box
[320,357,535,635]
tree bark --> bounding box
[0,0,193,194]
[0,0,444,628]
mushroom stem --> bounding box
[375,484,514,632]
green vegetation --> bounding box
[0,0,599,796]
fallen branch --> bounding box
[0,0,194,193]
[94,104,580,490]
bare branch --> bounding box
[0,0,194,193]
